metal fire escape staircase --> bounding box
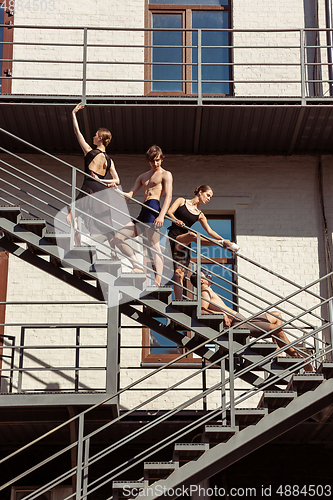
[0,128,333,499]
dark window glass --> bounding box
[192,10,229,95]
[191,216,235,307]
[152,13,183,92]
[147,216,236,359]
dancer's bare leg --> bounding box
[113,222,144,271]
[174,265,185,300]
[146,227,164,286]
[266,312,314,372]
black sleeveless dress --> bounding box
[75,149,114,239]
[168,202,201,269]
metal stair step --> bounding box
[173,442,209,462]
[204,425,239,444]
[112,480,147,499]
[286,373,324,394]
[17,218,47,237]
[250,342,278,355]
[43,232,71,250]
[144,461,178,481]
[141,286,173,304]
[258,390,297,411]
[0,205,21,222]
[233,407,268,426]
[90,259,122,277]
[171,300,198,315]
[275,356,307,368]
[318,362,333,379]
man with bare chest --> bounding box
[113,145,173,286]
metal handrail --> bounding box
[2,26,333,100]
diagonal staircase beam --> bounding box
[120,303,281,390]
[143,379,333,500]
[0,235,104,301]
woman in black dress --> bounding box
[167,184,239,300]
[67,103,120,255]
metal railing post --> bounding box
[329,298,333,360]
[82,28,88,105]
[76,414,85,500]
[70,168,76,249]
[198,29,202,106]
[196,232,202,318]
[82,437,90,500]
[300,29,306,104]
[75,327,80,392]
[220,357,227,424]
[229,327,235,429]
[17,327,25,393]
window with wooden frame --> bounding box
[142,214,236,364]
[0,1,13,94]
[145,0,231,96]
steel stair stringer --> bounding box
[120,302,280,390]
[142,378,333,500]
[0,234,105,301]
[122,288,291,388]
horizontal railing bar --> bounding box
[4,24,333,32]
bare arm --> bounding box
[199,214,230,241]
[72,103,91,155]
[154,171,173,228]
[91,159,120,187]
[125,175,143,198]
[167,197,186,227]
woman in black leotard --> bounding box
[67,103,120,254]
[167,185,239,300]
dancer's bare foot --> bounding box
[290,351,314,372]
[131,266,144,273]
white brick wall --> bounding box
[9,0,333,98]
[12,0,145,95]
[2,151,332,408]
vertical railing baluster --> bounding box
[82,437,90,500]
[82,28,88,105]
[70,168,76,249]
[221,357,227,425]
[229,326,235,429]
[300,29,306,104]
[76,414,85,500]
[198,29,202,106]
[196,233,202,318]
[329,298,333,361]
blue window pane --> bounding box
[0,8,4,93]
[152,13,183,92]
[150,1,228,5]
[191,217,235,308]
[192,11,230,95]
